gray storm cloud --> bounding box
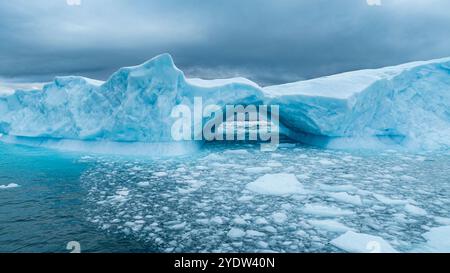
[0,0,450,85]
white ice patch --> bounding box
[308,220,354,233]
[169,222,187,230]
[421,226,450,252]
[318,159,335,166]
[223,149,250,156]
[266,161,283,168]
[201,153,225,161]
[404,204,427,216]
[302,204,354,217]
[246,173,305,196]
[153,172,168,177]
[246,230,266,237]
[434,217,450,225]
[0,183,20,189]
[319,184,358,193]
[328,192,363,206]
[245,167,273,174]
[271,212,288,224]
[227,228,246,239]
[137,182,150,187]
[372,193,409,206]
[110,188,130,203]
[331,231,398,253]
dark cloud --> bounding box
[1,0,450,86]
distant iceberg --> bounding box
[1,53,449,152]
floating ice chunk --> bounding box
[227,228,246,239]
[246,173,305,196]
[340,174,357,179]
[177,179,205,194]
[331,231,398,253]
[169,222,187,230]
[421,226,450,252]
[257,241,269,249]
[110,188,129,203]
[211,216,225,225]
[255,217,269,225]
[0,183,20,189]
[296,174,310,180]
[391,166,404,172]
[262,226,277,233]
[233,217,248,225]
[266,161,283,167]
[131,166,143,171]
[372,193,409,206]
[237,195,254,202]
[272,212,288,224]
[246,230,266,237]
[201,153,225,161]
[318,159,335,166]
[153,172,168,177]
[137,182,150,187]
[319,184,358,193]
[434,217,450,225]
[195,219,210,225]
[400,175,417,181]
[223,149,250,156]
[245,167,273,174]
[404,204,427,216]
[308,220,354,233]
[328,192,363,206]
[302,204,354,217]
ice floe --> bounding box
[331,231,398,253]
[246,173,305,196]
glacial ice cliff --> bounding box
[1,53,450,151]
[264,57,450,149]
[0,54,263,144]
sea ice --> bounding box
[271,212,288,224]
[0,183,20,189]
[421,226,450,252]
[331,231,398,253]
[302,204,354,217]
[246,173,305,196]
[372,193,409,206]
[404,204,427,216]
[308,220,354,233]
[227,228,246,239]
[328,192,363,206]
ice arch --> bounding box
[1,53,450,154]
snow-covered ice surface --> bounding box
[80,142,450,253]
[264,57,450,150]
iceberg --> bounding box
[0,54,263,142]
[1,53,449,152]
[264,57,450,149]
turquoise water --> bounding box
[1,141,450,253]
[0,142,150,252]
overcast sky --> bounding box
[1,0,450,85]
